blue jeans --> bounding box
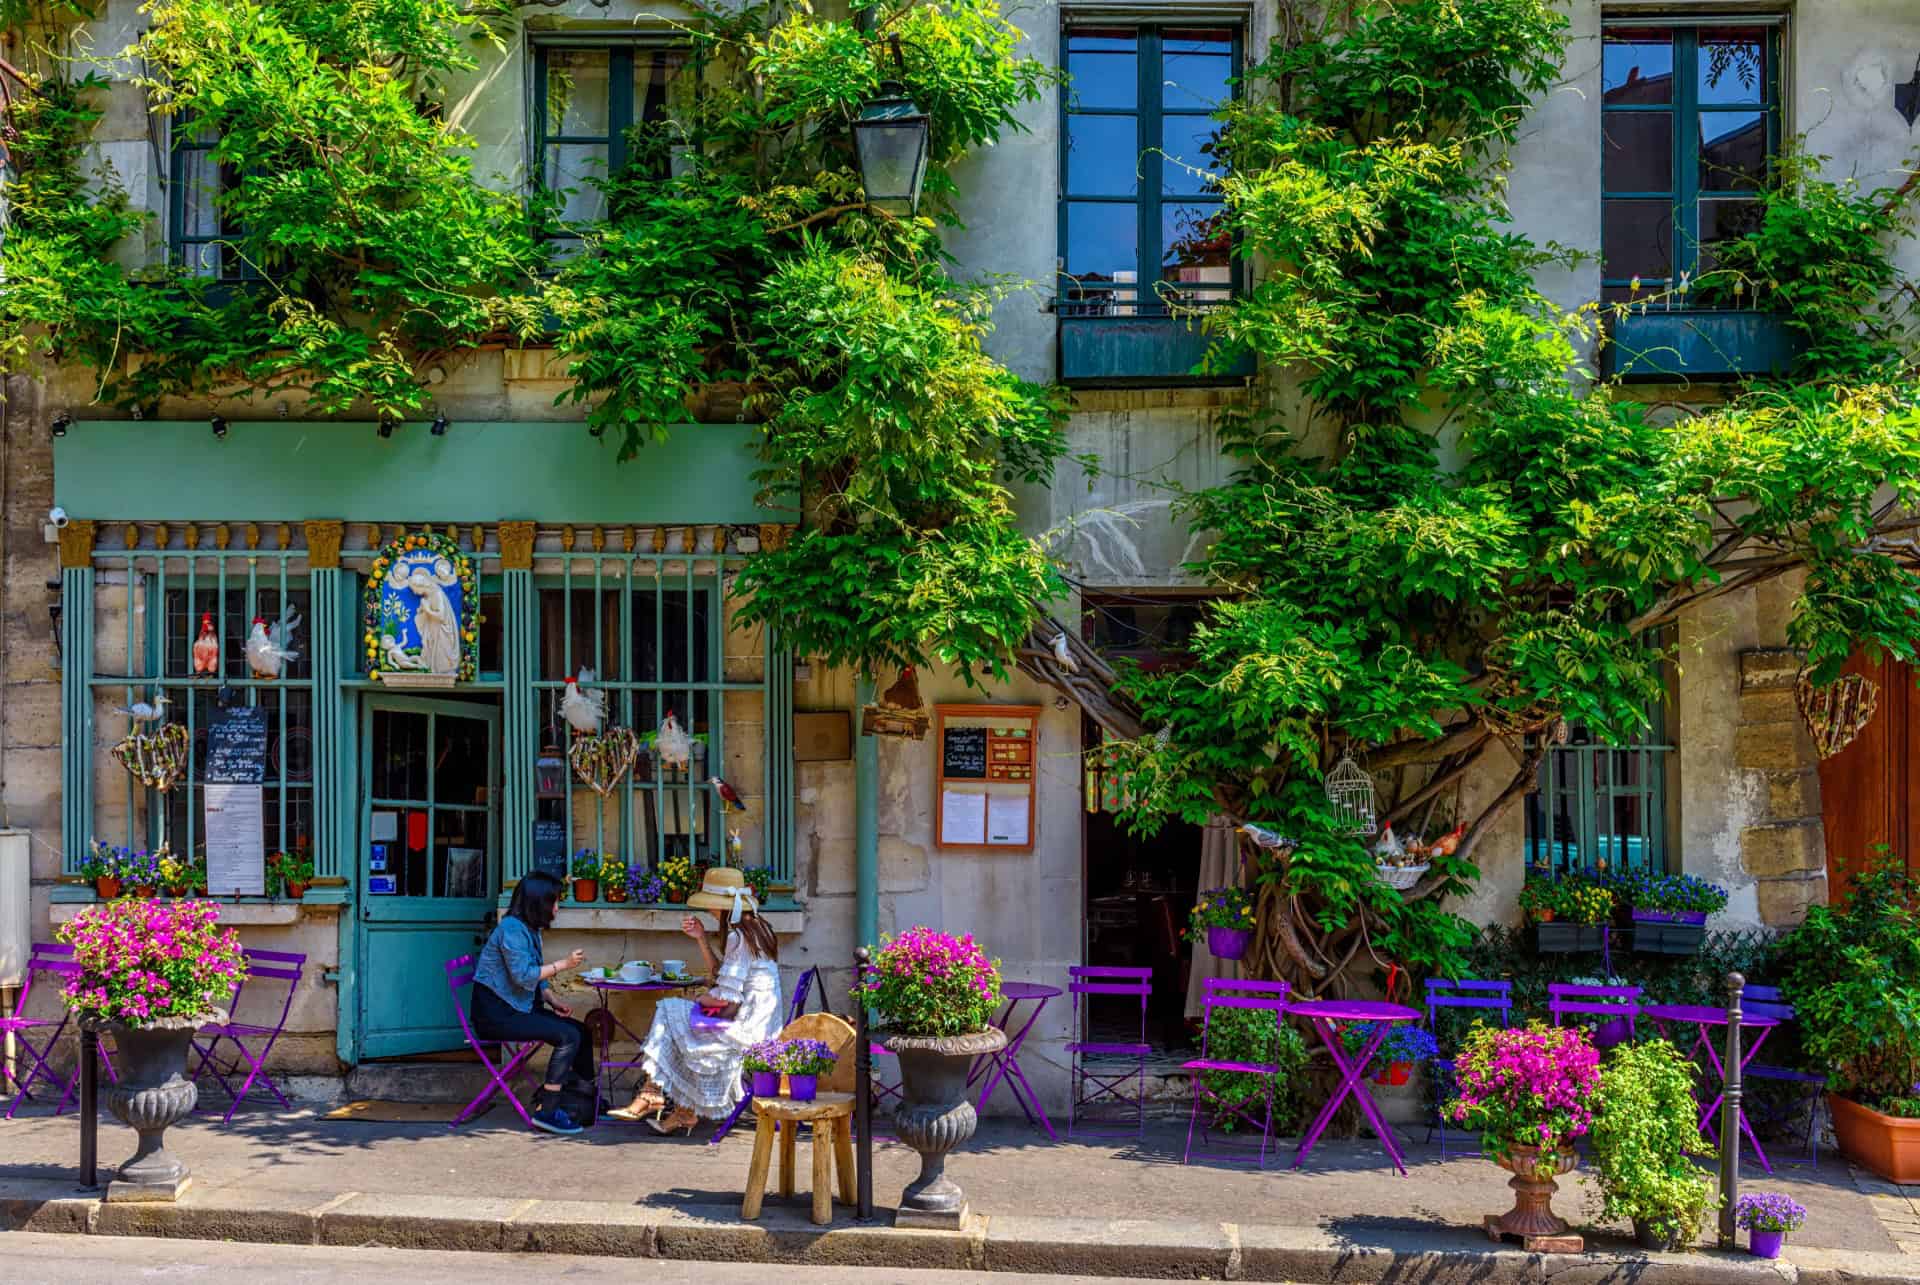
[470,983,594,1089]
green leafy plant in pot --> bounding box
[1586,1038,1714,1251]
[863,926,1004,1228]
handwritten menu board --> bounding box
[942,727,988,779]
[532,818,568,881]
[934,704,1040,853]
[205,705,268,784]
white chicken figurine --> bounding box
[245,608,300,680]
[1049,632,1079,674]
[191,613,219,675]
[654,710,692,769]
[559,668,607,736]
[1372,824,1406,861]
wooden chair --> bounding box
[741,1012,857,1225]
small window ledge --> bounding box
[549,905,806,935]
[1605,309,1802,382]
[49,899,320,926]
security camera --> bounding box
[48,507,69,529]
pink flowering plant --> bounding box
[863,925,1002,1038]
[1445,1021,1601,1166]
[57,899,246,1028]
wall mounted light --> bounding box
[377,415,397,439]
[210,415,229,440]
[852,81,930,218]
[50,412,71,438]
[430,412,449,436]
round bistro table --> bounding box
[579,974,706,1109]
[1287,998,1424,1175]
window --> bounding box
[532,42,690,230]
[1525,715,1672,877]
[1602,23,1781,303]
[1059,25,1238,319]
[168,120,247,279]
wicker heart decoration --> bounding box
[1796,669,1878,760]
[569,727,639,798]
[111,722,190,792]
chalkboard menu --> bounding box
[205,705,269,784]
[532,818,568,881]
[942,726,988,779]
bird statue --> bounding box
[559,668,607,736]
[191,613,219,675]
[1372,824,1406,860]
[1428,823,1466,858]
[1154,724,1173,748]
[654,709,692,769]
[245,607,300,680]
[1050,632,1079,674]
[113,692,172,723]
[709,775,747,815]
[1238,822,1295,853]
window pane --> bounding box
[1602,198,1673,282]
[547,49,611,136]
[1163,31,1233,111]
[178,149,224,239]
[543,144,609,222]
[1698,197,1763,272]
[537,588,621,682]
[1700,110,1767,190]
[1161,116,1225,195]
[435,716,490,806]
[1161,202,1231,300]
[1699,28,1766,106]
[1063,201,1138,309]
[632,588,713,684]
[1602,111,1672,193]
[1066,29,1137,110]
[1067,114,1139,196]
[633,48,688,126]
[1603,29,1673,104]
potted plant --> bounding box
[774,1037,836,1102]
[744,1038,783,1098]
[1734,1192,1806,1259]
[1523,875,1612,953]
[269,850,315,899]
[186,859,208,898]
[742,865,774,905]
[598,853,630,903]
[1778,854,1920,1182]
[659,855,696,904]
[82,840,124,899]
[863,926,1006,1228]
[626,867,665,905]
[1619,873,1726,954]
[1446,1021,1602,1245]
[1186,885,1255,961]
[1587,1039,1714,1251]
[1568,974,1636,1048]
[56,899,246,1200]
[123,849,162,899]
[159,850,192,899]
[1343,1022,1440,1086]
[569,848,600,903]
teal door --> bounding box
[358,695,501,1059]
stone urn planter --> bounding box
[1483,1145,1581,1250]
[884,1028,1006,1229]
[85,1010,225,1202]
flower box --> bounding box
[1534,922,1607,953]
[1631,920,1705,956]
[1631,908,1707,925]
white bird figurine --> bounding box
[191,613,219,675]
[559,668,607,736]
[709,775,747,815]
[654,710,692,768]
[1154,724,1173,748]
[113,692,172,723]
[1238,822,1295,853]
[245,608,300,680]
[1372,824,1406,860]
[1050,632,1079,674]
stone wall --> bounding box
[1735,649,1829,929]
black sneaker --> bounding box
[531,1106,582,1136]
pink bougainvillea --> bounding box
[57,899,246,1028]
[1444,1020,1601,1160]
[863,925,1002,1038]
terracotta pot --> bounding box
[884,1028,1007,1228]
[133,886,158,900]
[572,878,599,904]
[666,889,687,904]
[1830,1094,1920,1183]
[1488,1145,1579,1241]
[283,882,307,899]
[604,884,629,903]
[165,885,189,899]
[95,877,122,899]
[1372,1061,1413,1087]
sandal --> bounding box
[607,1088,668,1121]
[646,1106,699,1136]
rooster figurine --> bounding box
[709,775,747,815]
[1428,823,1466,858]
[245,608,300,680]
[559,668,607,736]
[654,710,693,769]
[191,613,220,675]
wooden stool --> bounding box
[740,1092,856,1226]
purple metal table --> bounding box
[969,981,1062,1138]
[581,974,705,1109]
[1289,998,1422,1175]
[1640,1002,1780,1174]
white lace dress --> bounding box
[640,930,782,1118]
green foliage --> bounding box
[1586,1039,1715,1242]
[1198,1006,1308,1133]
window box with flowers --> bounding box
[1617,872,1726,955]
[1520,873,1614,954]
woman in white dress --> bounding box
[613,867,781,1134]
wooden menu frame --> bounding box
[934,704,1041,853]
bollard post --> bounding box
[1718,971,1744,1251]
[854,946,874,1222]
[78,1027,99,1191]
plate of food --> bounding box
[583,966,608,981]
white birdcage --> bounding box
[1325,753,1377,836]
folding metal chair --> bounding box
[1179,978,1292,1168]
[1065,965,1152,1138]
[1547,981,1640,1045]
[3,946,118,1118]
[189,948,305,1121]
[444,954,540,1129]
[1423,978,1513,1158]
[1740,984,1825,1166]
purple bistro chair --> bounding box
[3,945,120,1118]
[1423,978,1512,1158]
[189,948,306,1121]
[1179,978,1292,1168]
[1738,984,1825,1166]
[444,953,540,1130]
[1547,981,1640,1050]
[1064,965,1152,1138]
[707,966,821,1147]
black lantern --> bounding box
[852,82,929,217]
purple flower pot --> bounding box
[1207,926,1252,961]
[750,1070,780,1098]
[1592,1016,1633,1049]
[788,1073,818,1102]
[1632,908,1708,925]
[1749,1229,1785,1259]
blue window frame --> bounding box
[167,120,249,279]
[532,41,689,235]
[1525,712,1672,878]
[1601,22,1782,304]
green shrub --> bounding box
[1199,1008,1309,1134]
[1587,1039,1714,1243]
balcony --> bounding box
[1056,298,1253,385]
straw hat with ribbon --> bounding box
[686,865,758,919]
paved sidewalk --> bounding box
[2,1105,1915,1282]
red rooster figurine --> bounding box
[191,612,220,675]
[1429,823,1466,858]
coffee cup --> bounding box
[661,958,687,978]
[619,960,652,983]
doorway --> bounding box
[1816,652,1920,902]
[358,695,501,1060]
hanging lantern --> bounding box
[534,746,567,798]
[1324,752,1377,836]
[852,82,930,217]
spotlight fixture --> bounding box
[50,412,71,438]
[211,416,229,440]
[377,415,397,439]
[430,412,449,436]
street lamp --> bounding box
[852,82,929,217]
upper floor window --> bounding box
[533,42,689,231]
[1602,22,1781,304]
[1525,714,1673,879]
[168,120,246,279]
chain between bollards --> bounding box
[854,946,874,1222]
[1718,971,1744,1251]
[78,1026,99,1191]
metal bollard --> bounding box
[79,1027,99,1191]
[1718,972,1744,1251]
[854,946,874,1222]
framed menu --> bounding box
[933,704,1040,852]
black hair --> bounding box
[508,870,562,932]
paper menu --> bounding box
[940,788,987,845]
[986,793,1029,846]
